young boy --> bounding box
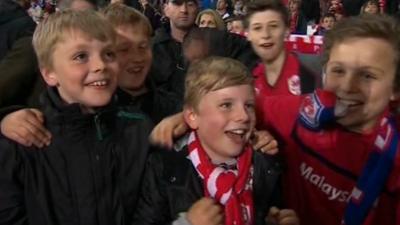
[151,14,400,225]
[244,0,320,118]
[314,13,335,35]
[102,3,181,124]
[133,56,298,225]
[0,10,152,225]
[0,3,181,148]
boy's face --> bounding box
[183,39,209,64]
[246,10,289,63]
[42,29,119,110]
[185,84,256,163]
[321,17,335,30]
[364,3,379,14]
[198,13,217,28]
[115,24,152,93]
[164,0,198,30]
[288,0,300,12]
[217,0,227,10]
[231,20,244,34]
[324,37,398,133]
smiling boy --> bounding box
[133,57,298,225]
[0,10,152,225]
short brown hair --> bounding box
[322,15,400,89]
[33,10,116,70]
[244,0,289,28]
[101,3,153,37]
[184,56,253,110]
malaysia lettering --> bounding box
[300,162,350,202]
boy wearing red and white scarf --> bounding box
[133,57,299,225]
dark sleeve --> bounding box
[151,89,182,124]
[0,139,27,225]
[0,36,41,108]
[132,151,172,225]
[0,105,25,121]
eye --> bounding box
[104,50,116,62]
[251,26,261,31]
[73,52,88,63]
[328,67,345,76]
[220,102,232,110]
[245,102,255,110]
[360,72,377,80]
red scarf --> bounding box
[187,131,254,225]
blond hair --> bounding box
[195,9,226,30]
[101,3,153,37]
[184,56,253,110]
[32,10,116,70]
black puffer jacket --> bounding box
[0,87,153,225]
[133,137,283,225]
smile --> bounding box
[86,79,109,87]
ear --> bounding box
[40,67,59,86]
[183,106,199,130]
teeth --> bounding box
[88,80,107,86]
[338,99,361,106]
[228,129,246,135]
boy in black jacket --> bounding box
[133,57,298,225]
[0,10,152,225]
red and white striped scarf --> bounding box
[187,131,254,225]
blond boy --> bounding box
[0,10,152,225]
[133,57,298,225]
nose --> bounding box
[339,73,360,93]
[92,54,106,73]
[261,26,271,39]
[179,3,188,12]
[233,105,251,123]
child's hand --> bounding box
[251,130,278,155]
[186,197,223,225]
[149,112,188,148]
[0,108,51,148]
[266,206,299,225]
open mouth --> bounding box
[335,98,363,117]
[225,128,249,144]
[126,66,144,74]
[260,43,274,49]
